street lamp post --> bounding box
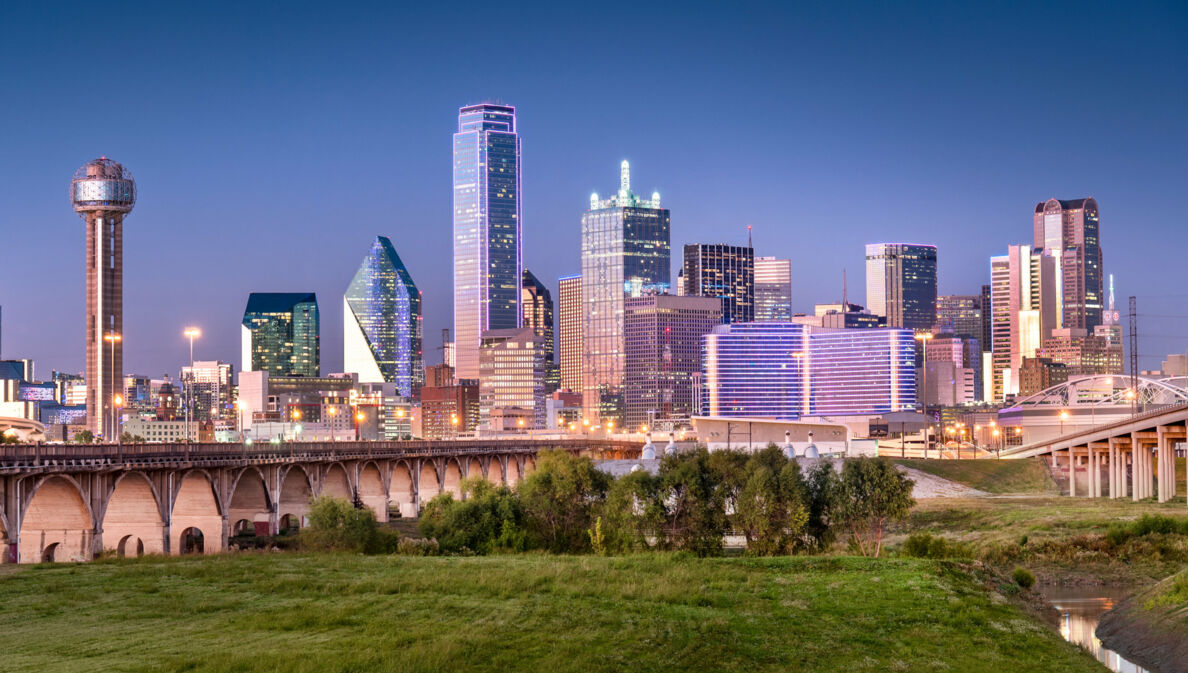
[113,394,124,445]
[914,332,933,457]
[103,332,121,442]
[1059,409,1069,436]
[183,328,201,443]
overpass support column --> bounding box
[1131,434,1142,501]
[1067,448,1076,497]
[1107,438,1121,499]
[1092,448,1101,498]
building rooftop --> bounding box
[243,292,317,315]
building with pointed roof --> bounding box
[344,236,423,397]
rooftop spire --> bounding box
[620,160,630,193]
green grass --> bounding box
[0,553,1103,673]
[894,458,1058,494]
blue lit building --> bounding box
[702,323,916,419]
[241,293,320,377]
[344,236,423,397]
[453,103,522,380]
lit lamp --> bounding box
[1059,409,1069,435]
[113,393,124,444]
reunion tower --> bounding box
[71,158,136,440]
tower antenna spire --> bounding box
[842,269,847,312]
[747,225,752,248]
[620,160,630,194]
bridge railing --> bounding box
[1004,401,1188,457]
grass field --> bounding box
[0,553,1104,673]
[894,458,1059,494]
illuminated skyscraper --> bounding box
[865,243,937,331]
[754,257,792,321]
[453,103,522,380]
[1033,198,1103,331]
[241,293,320,377]
[989,245,1057,401]
[581,161,670,423]
[344,236,423,397]
[521,269,557,391]
[557,275,583,393]
[70,157,136,438]
[682,243,754,324]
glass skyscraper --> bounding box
[1032,198,1103,331]
[241,293,320,377]
[344,236,423,397]
[581,161,670,423]
[754,257,792,321]
[453,103,522,380]
[682,243,755,324]
[521,269,557,392]
[864,243,938,331]
[702,323,916,419]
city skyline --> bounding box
[1,2,1185,378]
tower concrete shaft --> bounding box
[86,211,124,439]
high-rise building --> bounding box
[1038,328,1124,377]
[935,295,983,343]
[453,103,522,380]
[1033,198,1103,331]
[624,295,722,430]
[344,236,423,397]
[180,360,234,421]
[864,243,937,331]
[702,323,916,419]
[682,243,755,324]
[754,257,792,322]
[989,245,1058,401]
[241,293,320,377]
[926,334,980,404]
[71,157,136,438]
[581,161,670,423]
[521,269,558,392]
[478,327,545,430]
[980,284,992,353]
[557,275,582,393]
[1018,356,1069,396]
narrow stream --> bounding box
[1039,587,1150,672]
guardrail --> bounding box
[1003,401,1188,457]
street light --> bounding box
[103,332,122,442]
[113,394,124,445]
[183,327,201,443]
[914,332,934,456]
[1059,409,1069,435]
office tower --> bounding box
[980,284,992,352]
[179,361,234,421]
[478,327,545,430]
[1038,328,1124,376]
[624,295,721,430]
[557,275,582,393]
[123,375,152,412]
[935,295,983,342]
[420,379,480,439]
[1095,274,1123,346]
[702,323,915,419]
[453,103,522,380]
[754,257,792,321]
[241,293,320,377]
[864,243,937,331]
[1033,198,1103,330]
[71,158,136,438]
[682,244,755,324]
[581,161,670,423]
[344,236,423,397]
[989,245,1058,401]
[521,269,558,391]
[1018,357,1069,396]
[926,334,980,405]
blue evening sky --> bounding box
[0,1,1185,377]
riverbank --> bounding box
[1096,569,1188,673]
[0,553,1104,672]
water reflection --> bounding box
[1041,587,1148,673]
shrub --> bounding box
[518,450,611,553]
[1012,567,1036,589]
[599,469,663,553]
[835,458,915,557]
[734,447,809,556]
[655,448,729,556]
[395,538,440,556]
[418,478,528,554]
[301,496,380,553]
[901,533,971,559]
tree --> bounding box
[302,496,379,552]
[120,432,145,443]
[0,432,20,444]
[518,450,611,553]
[600,468,664,553]
[72,430,94,444]
[656,448,728,556]
[834,458,915,557]
[734,447,809,556]
[418,478,527,554]
[803,460,841,552]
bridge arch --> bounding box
[357,462,387,522]
[506,458,521,487]
[228,467,273,537]
[21,475,94,563]
[321,463,353,501]
[278,465,314,530]
[102,472,165,556]
[524,455,536,474]
[418,462,441,505]
[390,461,416,518]
[465,457,484,482]
[442,458,464,499]
[487,458,505,485]
[170,470,223,555]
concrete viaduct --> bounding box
[1002,402,1188,504]
[0,438,638,564]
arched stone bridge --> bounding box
[0,438,639,564]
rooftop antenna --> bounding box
[842,269,848,313]
[747,225,753,248]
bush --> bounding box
[418,478,528,554]
[599,469,663,553]
[734,447,809,556]
[655,448,729,556]
[835,458,916,557]
[518,450,611,553]
[901,533,971,559]
[1106,514,1188,547]
[395,537,440,556]
[300,496,380,553]
[1012,567,1036,589]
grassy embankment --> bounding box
[895,457,1060,494]
[0,553,1104,673]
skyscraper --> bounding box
[864,243,937,331]
[478,327,546,430]
[70,157,136,438]
[179,360,234,421]
[1033,198,1103,331]
[453,103,522,380]
[682,243,755,324]
[557,275,583,393]
[754,257,793,321]
[241,293,320,377]
[344,236,423,397]
[521,269,558,391]
[989,245,1057,401]
[624,294,721,430]
[581,161,670,423]
[935,295,983,342]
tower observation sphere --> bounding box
[71,157,135,440]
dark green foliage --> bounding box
[1105,514,1188,546]
[835,458,916,557]
[418,478,527,554]
[1012,567,1036,589]
[803,460,841,552]
[518,450,611,553]
[901,533,971,559]
[733,447,809,556]
[656,448,729,556]
[72,430,94,444]
[301,496,381,553]
[599,469,664,553]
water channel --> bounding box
[1039,587,1151,673]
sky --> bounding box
[0,0,1185,378]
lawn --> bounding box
[0,553,1104,673]
[894,457,1059,494]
